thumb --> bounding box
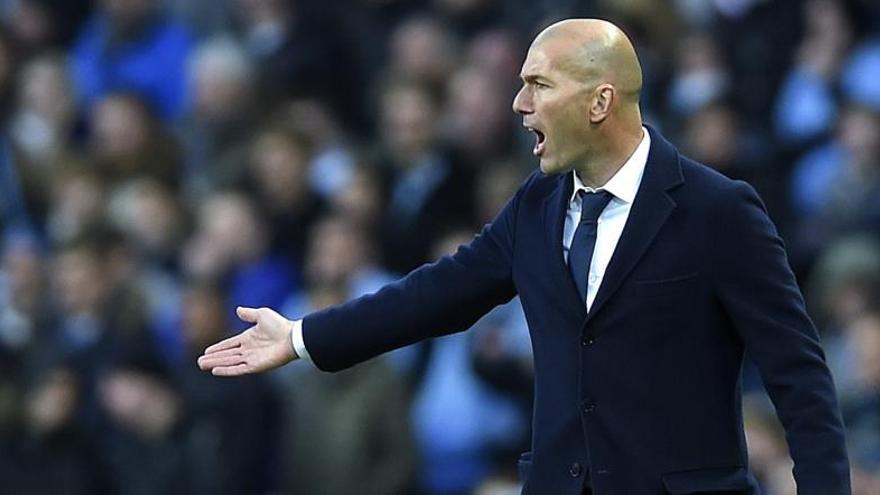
[236,306,259,323]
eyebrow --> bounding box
[520,74,552,84]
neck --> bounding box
[574,124,643,188]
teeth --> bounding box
[524,126,542,136]
[524,124,545,156]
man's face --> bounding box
[381,86,436,161]
[512,40,591,175]
[53,249,106,315]
[305,219,364,289]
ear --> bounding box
[588,84,615,123]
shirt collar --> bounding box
[569,126,651,206]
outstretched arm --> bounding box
[198,172,536,376]
[299,174,529,372]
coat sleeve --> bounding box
[301,174,533,372]
[711,180,851,494]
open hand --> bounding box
[197,306,298,376]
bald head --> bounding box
[513,18,645,182]
[533,19,643,102]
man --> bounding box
[198,19,851,494]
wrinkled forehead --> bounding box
[520,35,595,82]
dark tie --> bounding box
[568,190,613,305]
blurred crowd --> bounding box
[0,0,879,494]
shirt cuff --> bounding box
[290,319,311,362]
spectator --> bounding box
[841,36,880,112]
[182,191,299,329]
[328,161,386,236]
[7,365,106,494]
[96,340,190,494]
[464,28,522,83]
[48,234,152,369]
[44,231,153,443]
[245,125,325,265]
[841,310,880,469]
[387,15,459,92]
[443,65,518,165]
[1,0,92,50]
[107,178,186,271]
[774,0,855,147]
[89,92,181,190]
[278,214,415,495]
[805,235,880,407]
[3,54,80,230]
[678,100,783,218]
[410,229,530,495]
[9,53,79,166]
[3,0,58,55]
[711,0,802,128]
[666,31,729,121]
[106,178,187,359]
[375,79,475,272]
[282,213,396,326]
[176,280,282,495]
[278,99,358,199]
[789,101,880,263]
[807,235,880,333]
[45,164,106,245]
[233,0,364,129]
[179,35,259,198]
[0,231,52,378]
[70,0,193,121]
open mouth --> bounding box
[526,126,547,156]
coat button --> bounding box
[569,462,583,478]
[583,403,596,413]
[581,337,594,346]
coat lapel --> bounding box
[586,126,685,324]
[542,172,588,320]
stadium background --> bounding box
[0,0,879,493]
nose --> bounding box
[512,85,532,115]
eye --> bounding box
[535,81,549,89]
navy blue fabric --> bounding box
[568,190,613,305]
[303,127,850,494]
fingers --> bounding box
[200,346,244,360]
[211,364,251,377]
[236,306,259,324]
[197,348,246,371]
[203,333,244,354]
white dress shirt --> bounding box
[563,128,650,311]
[291,128,651,361]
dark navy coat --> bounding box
[303,126,850,494]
